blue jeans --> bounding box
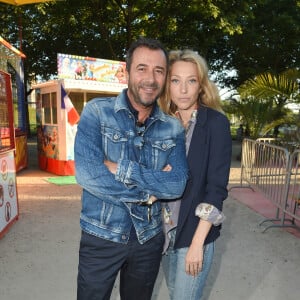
[161,230,214,300]
[77,230,164,300]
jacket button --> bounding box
[121,235,126,240]
[113,134,119,140]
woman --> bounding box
[159,50,232,300]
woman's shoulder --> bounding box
[199,106,229,125]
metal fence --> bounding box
[284,150,300,228]
[230,138,300,232]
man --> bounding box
[75,37,189,300]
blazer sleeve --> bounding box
[201,111,232,211]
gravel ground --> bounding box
[1,139,299,300]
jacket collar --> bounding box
[196,105,208,127]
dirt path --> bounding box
[0,139,299,300]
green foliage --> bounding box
[225,96,276,138]
[0,0,255,83]
[228,0,300,87]
[0,0,298,92]
[238,69,300,104]
[224,68,300,139]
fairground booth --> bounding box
[0,36,28,237]
[0,36,28,173]
[32,53,127,175]
[0,70,19,238]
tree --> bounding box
[224,68,300,138]
[0,0,298,90]
[227,0,300,87]
[224,96,277,138]
[239,68,300,132]
[0,0,253,82]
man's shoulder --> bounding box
[158,110,181,125]
[162,112,181,124]
[87,96,116,106]
[155,109,184,133]
[86,89,126,110]
[81,97,117,117]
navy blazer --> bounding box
[174,106,232,249]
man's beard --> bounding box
[128,80,161,107]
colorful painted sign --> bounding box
[57,53,127,84]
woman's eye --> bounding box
[171,79,179,84]
[189,79,197,84]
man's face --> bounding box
[126,46,167,108]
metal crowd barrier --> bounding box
[284,150,300,228]
[230,138,300,232]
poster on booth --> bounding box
[57,53,127,84]
[0,151,18,238]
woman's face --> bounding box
[169,61,201,112]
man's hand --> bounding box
[162,164,172,172]
[104,161,172,175]
[104,160,172,205]
[104,160,118,175]
[148,164,172,204]
[104,160,172,203]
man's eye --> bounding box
[155,69,164,75]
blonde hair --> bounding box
[159,49,223,115]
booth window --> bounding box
[0,71,15,151]
[42,92,57,124]
[0,95,13,149]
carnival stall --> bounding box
[0,36,28,172]
[0,70,19,238]
[32,53,127,175]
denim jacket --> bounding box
[75,89,189,244]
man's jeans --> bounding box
[77,230,164,300]
[161,230,214,300]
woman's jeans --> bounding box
[161,230,214,300]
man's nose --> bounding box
[145,70,156,82]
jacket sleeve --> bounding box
[203,113,232,211]
[75,101,189,201]
[74,101,130,200]
[115,129,189,199]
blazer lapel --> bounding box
[178,107,208,228]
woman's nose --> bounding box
[181,81,187,93]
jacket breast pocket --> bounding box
[101,127,128,161]
[150,138,176,169]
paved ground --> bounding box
[0,139,299,300]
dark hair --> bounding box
[126,37,169,72]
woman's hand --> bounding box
[185,243,204,276]
[185,219,212,276]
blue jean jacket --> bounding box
[74,89,189,244]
